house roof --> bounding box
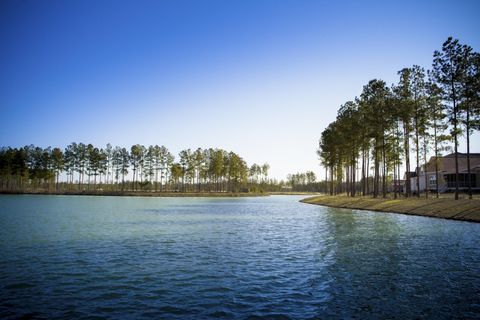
[425,153,480,174]
[403,171,417,179]
[443,152,480,158]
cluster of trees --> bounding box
[0,143,272,193]
[287,171,319,192]
[318,38,479,200]
[248,163,270,184]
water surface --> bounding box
[0,195,479,319]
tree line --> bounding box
[0,143,272,193]
[287,171,317,192]
[318,37,479,200]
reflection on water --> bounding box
[0,195,479,319]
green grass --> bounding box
[301,195,480,222]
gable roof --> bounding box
[403,171,417,179]
[425,153,480,173]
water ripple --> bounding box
[0,195,479,319]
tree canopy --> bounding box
[318,38,479,199]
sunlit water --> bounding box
[0,195,479,319]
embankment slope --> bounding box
[301,195,480,222]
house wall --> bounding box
[410,172,447,193]
[410,176,427,193]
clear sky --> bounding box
[1,0,479,180]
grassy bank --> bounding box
[0,190,268,198]
[301,195,480,223]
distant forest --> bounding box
[0,144,275,193]
[318,38,479,200]
[0,142,325,193]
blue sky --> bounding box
[1,0,479,180]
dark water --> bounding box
[0,195,479,319]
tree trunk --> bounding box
[346,165,350,196]
[415,116,420,197]
[423,138,428,199]
[374,139,380,198]
[434,119,439,198]
[366,153,370,195]
[352,155,356,197]
[404,125,411,197]
[382,134,387,198]
[452,83,459,200]
[330,167,334,195]
[133,167,136,191]
[361,148,366,196]
[466,107,472,199]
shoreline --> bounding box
[300,195,480,223]
[0,190,269,198]
[0,190,321,198]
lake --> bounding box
[0,195,479,319]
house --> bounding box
[408,153,480,194]
[390,179,405,193]
[402,171,417,194]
